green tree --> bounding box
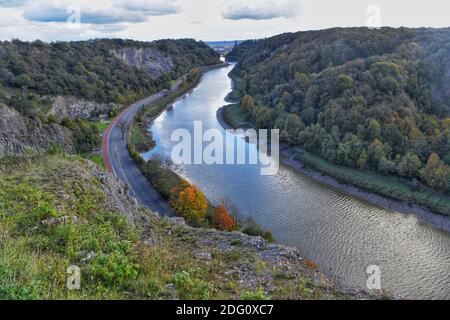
[240,95,255,118]
[398,152,422,178]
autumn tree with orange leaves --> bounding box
[170,180,209,223]
[212,206,235,231]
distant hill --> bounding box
[228,27,450,196]
[206,40,245,54]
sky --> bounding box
[0,0,449,42]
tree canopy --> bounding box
[228,27,450,194]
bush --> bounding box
[170,181,209,224]
[89,251,139,287]
[212,206,235,231]
[241,287,267,300]
[173,271,212,300]
[242,217,274,243]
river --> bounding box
[142,64,450,299]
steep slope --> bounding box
[0,154,373,300]
[228,27,450,198]
[0,38,220,117]
[0,38,220,157]
[0,103,75,157]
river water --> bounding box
[143,64,450,299]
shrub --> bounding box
[170,181,209,224]
[242,217,275,243]
[89,251,139,287]
[173,271,212,300]
[241,287,267,300]
[212,206,235,231]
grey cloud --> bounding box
[23,0,181,25]
[24,6,148,24]
[222,0,300,20]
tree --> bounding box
[336,74,354,93]
[367,119,381,141]
[170,181,209,223]
[240,95,255,117]
[284,114,305,145]
[212,206,235,231]
[398,152,422,178]
[420,153,450,191]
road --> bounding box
[102,63,228,216]
[102,91,174,216]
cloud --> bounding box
[222,0,301,20]
[22,0,181,25]
[116,0,182,15]
[0,0,28,7]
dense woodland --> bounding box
[228,27,450,195]
[0,38,219,153]
[0,38,219,110]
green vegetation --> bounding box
[228,27,450,212]
[294,148,450,215]
[85,153,105,169]
[88,121,110,134]
[0,39,219,110]
[0,154,354,300]
[222,103,251,129]
[0,39,219,161]
[222,100,450,215]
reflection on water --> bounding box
[142,65,450,299]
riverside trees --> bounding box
[228,27,450,194]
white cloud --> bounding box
[222,0,301,20]
[0,0,449,42]
[116,0,181,15]
[22,0,181,24]
[0,0,28,7]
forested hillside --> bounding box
[228,27,450,196]
[0,38,219,156]
[0,38,219,115]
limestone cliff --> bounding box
[48,96,118,120]
[112,48,175,79]
[0,103,75,157]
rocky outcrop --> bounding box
[112,48,174,79]
[49,96,116,120]
[0,103,75,157]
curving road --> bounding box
[102,63,228,216]
[102,91,174,216]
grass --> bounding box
[86,153,105,169]
[0,155,213,299]
[294,148,450,216]
[0,154,362,300]
[88,121,110,134]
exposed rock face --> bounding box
[0,103,75,157]
[113,48,174,79]
[49,96,115,119]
